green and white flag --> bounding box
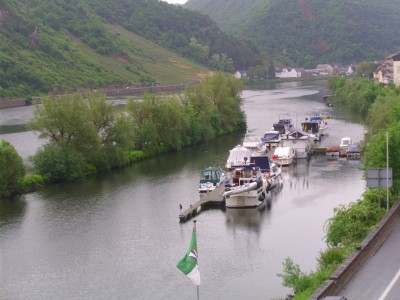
[177,224,201,286]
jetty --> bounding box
[179,185,225,222]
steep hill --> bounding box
[0,0,261,97]
[185,0,400,67]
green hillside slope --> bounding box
[0,0,260,98]
[185,0,400,67]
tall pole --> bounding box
[194,220,199,300]
[386,131,389,210]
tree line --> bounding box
[0,73,246,198]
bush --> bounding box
[126,150,145,163]
[0,140,25,198]
[20,174,45,192]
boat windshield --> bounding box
[263,133,279,140]
[201,169,219,180]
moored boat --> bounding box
[199,167,226,193]
[271,146,296,166]
[326,145,340,156]
[242,132,267,156]
[223,166,267,208]
[226,145,252,169]
[346,143,361,160]
[261,130,282,150]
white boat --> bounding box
[271,146,296,166]
[223,166,267,208]
[225,145,252,169]
[340,137,353,150]
[261,130,282,150]
[242,132,267,156]
[282,130,313,159]
[198,167,226,193]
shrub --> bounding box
[125,150,145,163]
[20,174,45,192]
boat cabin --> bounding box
[226,145,252,169]
[200,167,223,182]
[301,121,319,134]
[272,123,286,135]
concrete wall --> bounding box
[309,200,400,299]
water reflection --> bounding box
[0,196,27,228]
[225,204,267,232]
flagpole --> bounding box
[193,220,199,300]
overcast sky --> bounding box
[164,0,187,4]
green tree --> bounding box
[353,61,377,78]
[0,140,25,198]
[32,141,87,183]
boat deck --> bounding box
[179,185,225,222]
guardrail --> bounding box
[309,199,400,299]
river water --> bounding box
[0,80,366,300]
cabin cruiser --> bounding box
[223,165,267,208]
[272,118,294,137]
[271,146,296,166]
[225,145,252,169]
[242,132,267,156]
[261,130,282,150]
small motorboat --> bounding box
[346,143,361,160]
[271,146,296,166]
[261,130,282,150]
[326,145,340,156]
[199,167,226,193]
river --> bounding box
[0,80,366,299]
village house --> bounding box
[276,67,302,78]
[387,51,400,86]
[374,51,400,86]
[315,64,334,76]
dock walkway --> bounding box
[179,185,225,222]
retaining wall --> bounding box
[309,199,400,299]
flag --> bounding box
[177,224,201,286]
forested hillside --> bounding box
[185,0,400,67]
[0,0,261,97]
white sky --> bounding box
[164,0,187,4]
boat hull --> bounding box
[225,189,265,208]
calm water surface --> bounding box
[0,81,366,299]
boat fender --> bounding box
[282,155,286,159]
[258,193,265,201]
